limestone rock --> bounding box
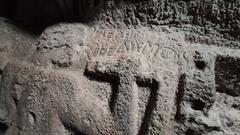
[0,0,240,135]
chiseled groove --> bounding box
[84,68,160,135]
[137,78,159,135]
[83,69,119,113]
[175,74,186,122]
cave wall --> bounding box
[0,0,240,135]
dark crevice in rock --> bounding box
[29,111,36,124]
[194,51,207,70]
[12,97,18,106]
[232,104,240,110]
[191,99,205,111]
[175,74,186,122]
[195,60,207,70]
[0,121,8,135]
[215,55,240,97]
[109,81,120,113]
[185,129,200,135]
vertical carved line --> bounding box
[114,76,138,135]
[175,74,186,122]
[137,78,159,135]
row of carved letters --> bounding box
[87,41,176,60]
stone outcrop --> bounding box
[0,0,240,135]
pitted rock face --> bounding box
[5,24,180,134]
[0,0,240,135]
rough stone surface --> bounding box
[0,0,240,135]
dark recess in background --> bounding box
[0,0,150,34]
[0,0,16,19]
[0,0,52,33]
[0,0,106,34]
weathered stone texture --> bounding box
[0,0,240,135]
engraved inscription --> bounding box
[86,28,178,61]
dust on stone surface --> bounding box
[0,0,240,135]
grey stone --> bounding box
[0,0,240,135]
